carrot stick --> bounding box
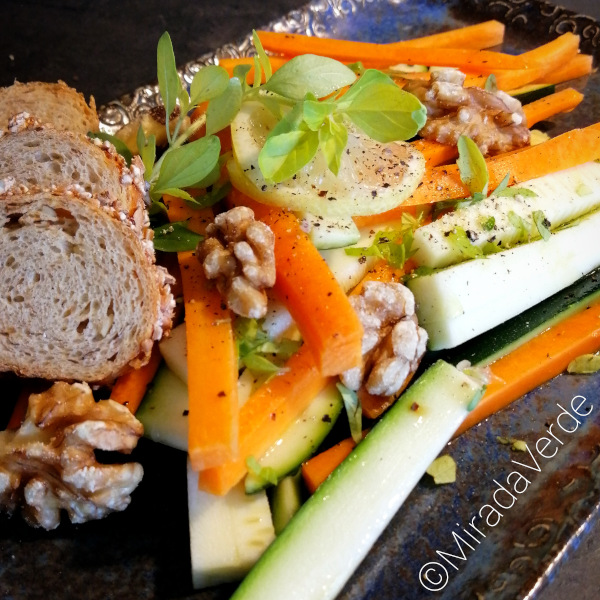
[302,436,358,494]
[412,138,458,168]
[164,196,239,471]
[304,296,600,491]
[198,345,332,495]
[229,189,363,376]
[456,297,600,436]
[256,31,527,73]
[465,32,580,90]
[523,88,584,127]
[355,124,600,227]
[394,20,505,50]
[350,260,407,295]
[259,20,505,57]
[111,344,163,413]
[538,53,594,85]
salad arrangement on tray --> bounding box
[2,2,600,599]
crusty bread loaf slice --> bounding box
[0,124,145,222]
[0,81,99,134]
[0,189,174,383]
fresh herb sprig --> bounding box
[344,212,424,268]
[235,317,301,376]
[148,30,427,207]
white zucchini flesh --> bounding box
[136,366,256,453]
[321,222,401,293]
[412,161,600,269]
[135,365,188,452]
[231,361,482,600]
[244,382,344,493]
[297,212,361,250]
[187,464,275,590]
[408,207,600,350]
[158,322,188,384]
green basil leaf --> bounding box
[343,83,427,142]
[206,77,243,136]
[194,159,221,189]
[318,115,348,176]
[260,127,319,183]
[335,68,395,111]
[507,210,532,242]
[346,61,365,75]
[492,172,510,196]
[532,210,552,241]
[153,135,221,193]
[190,64,230,105]
[495,186,537,198]
[153,220,203,252]
[264,54,356,101]
[253,30,272,83]
[178,87,191,116]
[303,99,335,131]
[256,93,284,120]
[336,382,362,444]
[149,199,167,215]
[482,216,496,231]
[252,55,262,89]
[189,181,232,208]
[136,126,156,176]
[484,74,497,93]
[233,64,252,93]
[156,187,198,204]
[88,132,133,165]
[446,226,484,259]
[457,135,489,196]
[258,103,319,183]
[157,32,182,128]
[242,352,282,375]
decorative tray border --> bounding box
[98,0,600,135]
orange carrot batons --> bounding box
[523,88,584,127]
[164,196,239,471]
[257,30,526,73]
[355,124,600,227]
[111,344,163,414]
[456,298,600,436]
[229,189,363,376]
[198,345,332,495]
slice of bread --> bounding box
[0,189,174,382]
[0,81,99,134]
[0,123,145,222]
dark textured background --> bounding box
[0,1,599,599]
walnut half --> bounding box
[198,206,276,319]
[0,382,144,530]
[341,281,428,397]
[404,68,530,156]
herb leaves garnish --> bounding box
[344,212,423,268]
[147,31,428,217]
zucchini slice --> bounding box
[409,208,600,350]
[231,361,482,600]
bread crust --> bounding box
[0,189,174,383]
[0,123,175,383]
[0,81,99,135]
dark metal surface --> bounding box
[1,1,600,599]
